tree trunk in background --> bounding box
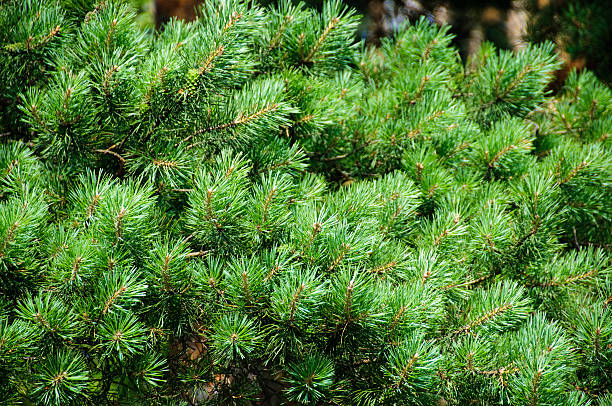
[155,0,203,27]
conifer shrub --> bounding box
[0,0,611,405]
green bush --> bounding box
[0,0,610,404]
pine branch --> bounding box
[452,304,513,336]
[193,103,279,136]
[304,17,339,62]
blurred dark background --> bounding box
[146,0,611,83]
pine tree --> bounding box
[0,0,611,405]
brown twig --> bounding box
[95,148,125,164]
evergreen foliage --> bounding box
[0,0,611,404]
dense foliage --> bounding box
[0,0,611,405]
